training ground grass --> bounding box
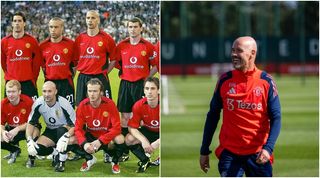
[1,69,159,177]
[161,74,319,177]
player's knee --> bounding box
[125,133,137,146]
[113,134,124,144]
[68,136,78,145]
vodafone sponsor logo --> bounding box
[92,119,101,127]
[13,116,20,123]
[86,47,94,54]
[15,50,23,56]
[227,98,262,111]
[130,57,138,64]
[80,47,100,59]
[151,120,159,127]
[124,56,144,69]
[53,54,60,62]
[48,54,66,67]
[10,49,30,61]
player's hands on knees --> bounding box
[1,131,11,143]
[27,136,39,156]
[200,155,210,173]
[256,149,271,164]
[91,140,102,151]
[142,141,153,153]
[83,143,96,154]
[8,128,19,141]
[56,132,70,152]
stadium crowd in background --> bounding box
[1,1,160,44]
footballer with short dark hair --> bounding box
[1,11,42,101]
[74,10,116,106]
[40,17,76,108]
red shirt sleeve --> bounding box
[1,100,7,126]
[98,101,121,144]
[75,103,87,145]
[147,42,157,66]
[1,38,8,73]
[31,38,41,84]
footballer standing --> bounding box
[1,12,42,101]
[74,10,116,106]
[40,17,76,108]
[109,17,158,160]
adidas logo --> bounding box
[228,87,236,94]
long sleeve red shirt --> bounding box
[1,33,41,83]
[75,97,121,145]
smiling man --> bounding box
[199,36,281,177]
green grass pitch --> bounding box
[1,69,159,177]
[161,74,319,177]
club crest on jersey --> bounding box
[55,109,61,117]
[63,48,68,54]
[13,116,20,123]
[25,43,31,48]
[21,108,26,114]
[141,50,146,56]
[93,119,101,127]
[98,41,103,47]
[103,111,109,117]
[253,86,263,97]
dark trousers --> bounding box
[218,149,272,177]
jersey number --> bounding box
[66,94,74,104]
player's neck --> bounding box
[10,97,20,106]
[130,35,141,45]
[87,28,99,37]
[46,99,57,107]
[147,99,158,108]
[12,30,24,39]
[50,36,63,43]
[90,98,101,108]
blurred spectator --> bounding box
[1,1,159,43]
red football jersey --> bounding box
[75,97,121,145]
[74,30,116,75]
[154,41,160,72]
[128,97,159,133]
[1,94,33,127]
[112,38,157,82]
[40,37,75,80]
[1,33,41,83]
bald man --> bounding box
[200,36,281,176]
[74,10,116,106]
[25,81,80,172]
[40,17,76,108]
